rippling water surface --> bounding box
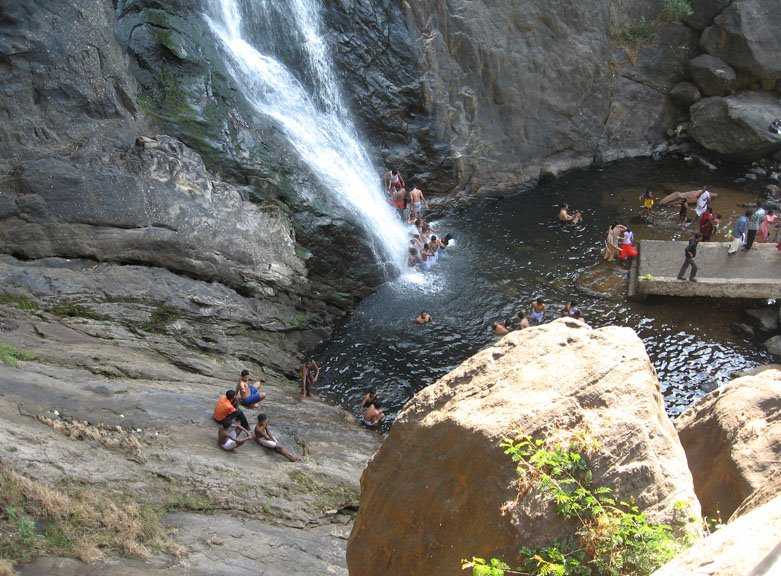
[315,159,771,425]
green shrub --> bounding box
[662,0,694,21]
[48,302,107,321]
[0,343,34,368]
[614,18,655,47]
[463,436,694,576]
[142,305,181,333]
[0,293,39,312]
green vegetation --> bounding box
[613,18,655,48]
[48,302,107,321]
[142,304,181,333]
[0,293,39,312]
[0,464,183,564]
[662,0,694,22]
[0,343,34,368]
[463,436,694,576]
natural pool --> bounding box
[315,159,772,426]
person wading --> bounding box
[677,233,701,282]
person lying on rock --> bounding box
[235,369,265,409]
[213,389,250,430]
[363,401,385,428]
[254,414,300,462]
[218,419,250,452]
[300,360,319,400]
[415,311,432,325]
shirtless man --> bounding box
[217,420,250,452]
[392,187,406,220]
[409,185,427,218]
[515,311,530,330]
[492,321,510,335]
[559,204,582,224]
[300,360,319,399]
[363,401,385,427]
[254,414,299,462]
[384,169,405,197]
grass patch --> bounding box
[48,302,107,321]
[0,463,184,564]
[142,305,181,333]
[0,293,39,312]
[0,343,34,368]
[613,18,655,48]
[661,0,694,22]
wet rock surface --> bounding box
[348,319,700,576]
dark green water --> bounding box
[315,159,771,427]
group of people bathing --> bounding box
[211,369,308,461]
[492,299,583,336]
[386,169,454,271]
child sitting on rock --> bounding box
[254,414,300,462]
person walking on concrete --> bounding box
[677,233,701,282]
[747,206,767,250]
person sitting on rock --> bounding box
[213,389,249,430]
[515,311,530,330]
[300,360,319,400]
[415,311,432,325]
[235,369,265,409]
[362,401,385,428]
[529,298,546,325]
[218,419,250,452]
[254,414,300,462]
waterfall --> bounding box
[206,0,408,267]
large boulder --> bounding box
[652,495,781,576]
[347,319,701,576]
[767,335,781,358]
[689,92,781,159]
[675,368,781,519]
[684,0,732,31]
[700,0,781,84]
[669,81,702,107]
[689,54,736,97]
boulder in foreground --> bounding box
[651,495,781,576]
[675,367,781,519]
[347,319,701,576]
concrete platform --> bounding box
[634,240,781,299]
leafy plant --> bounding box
[462,436,694,576]
[48,302,107,321]
[662,0,694,22]
[0,343,35,368]
[0,293,39,312]
[142,305,181,333]
[613,18,655,48]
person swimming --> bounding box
[362,401,385,427]
[530,298,545,325]
[415,311,432,325]
[492,320,510,335]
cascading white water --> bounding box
[206,0,408,266]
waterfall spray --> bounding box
[206,0,408,267]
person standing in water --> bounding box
[409,185,427,219]
[529,298,546,325]
[678,198,688,227]
[300,360,319,400]
[640,189,655,218]
[677,233,701,282]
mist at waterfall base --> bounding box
[205,0,408,266]
[315,159,771,429]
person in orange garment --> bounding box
[213,389,249,430]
